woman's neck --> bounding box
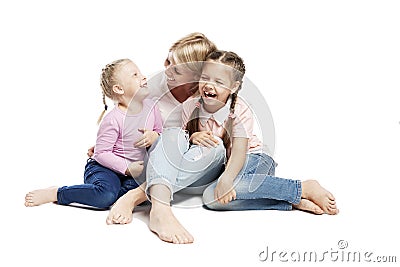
[169,82,198,103]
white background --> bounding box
[1,0,399,266]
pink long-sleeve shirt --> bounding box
[93,99,163,175]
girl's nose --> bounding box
[141,76,147,86]
[205,82,214,89]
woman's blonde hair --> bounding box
[97,58,131,124]
[169,32,217,73]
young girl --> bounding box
[183,50,339,215]
[25,59,162,213]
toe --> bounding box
[121,216,130,224]
[327,206,338,215]
[113,214,122,224]
[185,233,194,243]
[314,206,324,215]
[106,216,113,225]
[159,232,173,243]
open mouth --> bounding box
[204,91,217,98]
[166,76,175,82]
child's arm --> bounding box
[125,160,144,177]
[134,129,159,148]
[134,101,163,148]
[190,131,219,147]
[214,137,248,204]
[182,98,218,147]
[94,116,139,176]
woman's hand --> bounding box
[190,131,219,147]
[134,129,159,148]
[87,146,95,158]
[125,161,144,177]
[214,177,236,204]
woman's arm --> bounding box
[214,137,248,204]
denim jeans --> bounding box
[146,127,226,200]
[57,159,140,209]
[202,153,302,211]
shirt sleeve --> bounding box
[93,113,128,175]
[232,100,253,139]
[152,104,163,134]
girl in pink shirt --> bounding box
[25,59,162,209]
[183,50,339,215]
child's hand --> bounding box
[214,178,236,204]
[125,161,144,177]
[87,146,95,158]
[190,131,219,147]
[134,129,159,148]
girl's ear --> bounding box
[112,84,124,95]
[232,81,241,94]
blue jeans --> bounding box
[146,127,226,200]
[202,153,302,211]
[57,159,140,209]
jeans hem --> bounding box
[293,180,302,205]
[146,177,174,202]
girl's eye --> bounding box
[200,76,208,81]
[216,81,223,85]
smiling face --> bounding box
[199,61,240,111]
[116,61,148,100]
[164,52,199,89]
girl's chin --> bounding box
[203,97,224,106]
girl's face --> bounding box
[117,61,148,100]
[199,61,240,108]
[164,52,198,88]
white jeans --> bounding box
[146,127,226,200]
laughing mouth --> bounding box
[204,91,217,98]
[166,76,175,82]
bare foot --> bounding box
[301,180,339,215]
[149,204,194,244]
[106,187,147,225]
[24,187,58,207]
[293,199,324,214]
